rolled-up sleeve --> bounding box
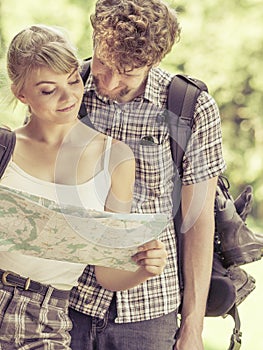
[182,91,226,185]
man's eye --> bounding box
[42,89,55,95]
[98,59,106,66]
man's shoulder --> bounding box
[145,67,173,105]
[150,66,174,84]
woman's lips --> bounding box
[57,103,75,112]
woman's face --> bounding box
[17,66,84,125]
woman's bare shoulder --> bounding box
[110,138,134,158]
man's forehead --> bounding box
[94,42,143,69]
[95,51,147,75]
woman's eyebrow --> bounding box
[35,80,55,86]
[35,69,78,86]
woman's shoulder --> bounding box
[107,138,135,181]
[110,138,134,160]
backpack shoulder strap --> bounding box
[0,127,16,178]
[167,73,208,295]
[167,74,208,174]
[80,58,91,85]
[79,58,92,121]
[168,74,207,122]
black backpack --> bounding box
[166,75,256,350]
[0,127,16,178]
[0,62,258,350]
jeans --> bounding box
[69,296,178,350]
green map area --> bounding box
[0,186,168,271]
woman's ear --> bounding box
[11,84,28,104]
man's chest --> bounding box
[84,99,169,147]
[81,99,174,206]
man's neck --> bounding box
[116,79,147,103]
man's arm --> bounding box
[175,176,218,350]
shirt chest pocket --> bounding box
[134,142,173,200]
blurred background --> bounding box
[0,0,262,348]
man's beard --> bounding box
[93,75,129,102]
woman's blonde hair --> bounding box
[7,24,80,99]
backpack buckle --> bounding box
[228,329,242,350]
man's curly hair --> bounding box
[90,0,181,72]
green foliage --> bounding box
[163,0,263,225]
[0,0,262,225]
[0,0,94,56]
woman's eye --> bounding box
[69,78,81,85]
[42,89,55,95]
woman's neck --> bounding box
[20,117,79,146]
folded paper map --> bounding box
[0,185,168,271]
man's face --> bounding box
[91,52,150,103]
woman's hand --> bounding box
[95,239,167,291]
[132,239,168,277]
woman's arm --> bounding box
[104,139,135,213]
[95,140,167,290]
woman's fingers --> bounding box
[132,239,167,275]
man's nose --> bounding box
[104,71,122,90]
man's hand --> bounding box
[174,323,204,350]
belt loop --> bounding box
[41,286,54,308]
[24,277,31,290]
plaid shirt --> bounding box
[69,67,226,323]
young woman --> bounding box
[0,24,167,349]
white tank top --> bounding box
[0,136,112,290]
